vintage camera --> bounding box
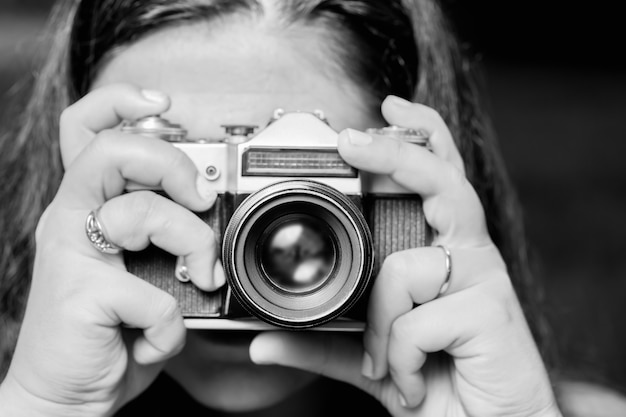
[122,109,432,331]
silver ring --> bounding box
[436,245,452,296]
[85,207,122,255]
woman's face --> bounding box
[91,15,383,413]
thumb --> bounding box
[250,332,366,389]
[250,332,411,414]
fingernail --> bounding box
[388,95,412,107]
[141,89,168,103]
[196,175,218,205]
[361,352,374,379]
[346,128,372,146]
[134,338,167,365]
[399,392,408,408]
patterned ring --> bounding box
[85,208,122,255]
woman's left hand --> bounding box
[249,96,561,417]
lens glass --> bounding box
[259,215,336,293]
[223,181,374,328]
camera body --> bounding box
[123,109,432,331]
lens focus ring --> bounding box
[222,180,374,328]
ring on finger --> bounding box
[85,207,122,254]
[436,245,452,296]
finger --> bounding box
[385,288,513,408]
[363,246,506,380]
[337,127,488,243]
[390,366,426,411]
[94,267,187,365]
[58,130,217,212]
[249,332,413,413]
[381,95,465,173]
[120,329,171,403]
[250,332,365,387]
[386,287,555,413]
[362,247,451,381]
[387,311,432,409]
[98,192,224,291]
[60,83,171,167]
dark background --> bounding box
[2,0,625,393]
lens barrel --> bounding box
[222,180,374,328]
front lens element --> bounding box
[222,180,374,328]
[259,215,336,293]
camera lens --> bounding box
[223,180,374,329]
[259,215,336,294]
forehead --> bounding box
[92,19,382,138]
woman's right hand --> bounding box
[0,84,224,416]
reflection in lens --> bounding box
[223,180,374,328]
[260,217,335,293]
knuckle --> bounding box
[89,129,120,157]
[59,105,76,129]
[421,104,442,121]
[376,251,417,298]
[444,163,468,191]
[378,251,410,282]
[115,191,161,246]
[167,146,193,173]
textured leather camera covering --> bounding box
[365,195,433,275]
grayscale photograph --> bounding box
[1,1,624,416]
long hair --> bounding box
[0,0,551,379]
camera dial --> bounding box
[121,115,187,142]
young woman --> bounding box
[2,0,612,415]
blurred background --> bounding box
[1,0,625,393]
